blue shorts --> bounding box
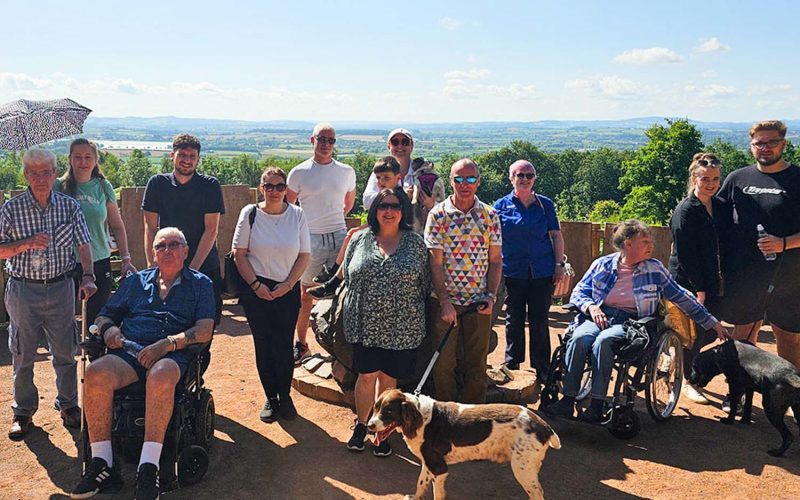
[107,348,190,382]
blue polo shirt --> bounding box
[99,266,215,362]
[494,192,560,279]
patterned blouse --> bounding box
[342,229,431,350]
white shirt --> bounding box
[287,157,356,234]
[362,167,415,211]
[232,204,311,282]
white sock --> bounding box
[90,440,113,468]
[138,441,163,470]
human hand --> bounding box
[121,260,138,277]
[103,326,125,349]
[713,322,729,341]
[254,283,274,301]
[404,186,414,200]
[588,305,609,329]
[696,291,706,305]
[757,234,784,254]
[79,277,97,300]
[440,300,457,326]
[271,281,292,298]
[553,265,565,284]
[418,189,435,209]
[137,339,170,369]
[477,297,493,315]
[25,232,48,251]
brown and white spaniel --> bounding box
[367,389,561,500]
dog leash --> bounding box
[414,300,489,396]
[743,249,786,342]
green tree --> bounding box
[122,149,156,187]
[0,152,23,190]
[99,151,124,188]
[231,154,261,187]
[619,119,704,224]
[160,154,172,174]
[199,156,235,185]
[556,148,626,220]
[705,139,750,179]
[473,141,556,204]
[783,140,800,165]
[587,200,622,222]
[347,151,377,213]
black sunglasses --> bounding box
[377,202,403,211]
[696,158,720,167]
[315,136,336,145]
[154,241,185,252]
[515,173,536,180]
[262,182,287,192]
[390,137,411,146]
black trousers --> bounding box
[240,278,301,399]
[74,258,113,326]
[504,275,554,375]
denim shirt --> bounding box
[569,253,718,330]
[99,266,215,348]
[493,192,560,279]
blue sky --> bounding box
[2,0,798,123]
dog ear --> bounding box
[401,401,422,439]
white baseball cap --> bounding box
[387,128,413,142]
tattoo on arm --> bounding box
[185,328,197,344]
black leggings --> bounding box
[74,258,113,326]
[240,278,301,399]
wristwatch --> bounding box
[485,292,496,300]
[83,273,96,281]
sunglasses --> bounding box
[751,139,783,150]
[262,182,287,192]
[696,158,720,167]
[452,175,478,185]
[514,172,536,180]
[390,137,411,147]
[154,241,185,252]
[377,202,403,211]
[315,136,336,145]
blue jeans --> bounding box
[562,305,633,399]
[5,277,78,416]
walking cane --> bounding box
[79,298,88,473]
[414,300,489,396]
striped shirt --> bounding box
[0,189,91,280]
[569,253,718,330]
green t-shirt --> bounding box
[55,177,116,261]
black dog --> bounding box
[689,339,800,456]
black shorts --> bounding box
[351,343,417,380]
[108,348,190,382]
[719,251,800,332]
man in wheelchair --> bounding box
[544,220,727,423]
[71,227,215,500]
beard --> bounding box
[757,154,783,167]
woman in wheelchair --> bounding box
[544,220,727,423]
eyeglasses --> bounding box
[751,139,783,150]
[696,158,721,167]
[262,182,287,192]
[315,136,336,145]
[377,202,403,211]
[154,241,186,252]
[452,175,478,184]
[390,137,411,147]
[514,172,536,180]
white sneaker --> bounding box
[683,383,711,405]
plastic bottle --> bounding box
[757,224,776,261]
[88,325,99,335]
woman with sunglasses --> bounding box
[232,167,310,422]
[668,152,729,405]
[343,188,430,457]
[56,138,137,325]
[493,160,565,385]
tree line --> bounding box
[1,119,797,224]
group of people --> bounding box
[0,118,797,499]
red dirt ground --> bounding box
[1,303,799,499]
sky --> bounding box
[2,0,798,123]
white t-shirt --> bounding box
[287,157,356,234]
[362,168,414,211]
[231,204,311,282]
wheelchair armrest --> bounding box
[183,342,211,357]
[561,303,580,313]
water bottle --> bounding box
[757,224,776,261]
[88,325,99,336]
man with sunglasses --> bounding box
[286,122,356,363]
[142,134,225,324]
[424,158,503,403]
[717,120,800,368]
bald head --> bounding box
[509,159,536,176]
[450,158,480,177]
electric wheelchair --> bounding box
[79,338,215,492]
[540,302,684,439]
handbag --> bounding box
[223,205,257,298]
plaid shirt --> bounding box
[570,253,718,330]
[0,189,91,280]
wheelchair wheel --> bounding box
[645,329,683,422]
[193,391,215,450]
[608,406,640,440]
[177,445,209,486]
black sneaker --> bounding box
[278,394,297,420]
[372,439,392,457]
[543,396,575,419]
[313,263,339,284]
[70,457,123,499]
[347,422,368,452]
[293,341,310,365]
[259,398,280,423]
[135,463,160,500]
[308,276,342,299]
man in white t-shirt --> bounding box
[287,122,356,363]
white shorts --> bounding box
[301,229,348,286]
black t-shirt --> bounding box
[142,172,226,270]
[717,163,800,269]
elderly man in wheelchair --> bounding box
[544,220,727,427]
[71,227,215,500]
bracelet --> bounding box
[83,273,96,280]
[783,237,788,252]
[249,278,260,287]
[98,322,115,338]
[253,282,262,291]
[167,336,177,351]
[121,255,131,261]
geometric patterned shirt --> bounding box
[424,195,502,305]
[0,189,91,280]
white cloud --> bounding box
[440,16,462,31]
[565,75,645,99]
[443,69,490,80]
[684,83,736,98]
[0,72,53,90]
[172,81,222,94]
[444,79,536,100]
[700,70,719,78]
[612,47,682,65]
[694,37,730,53]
